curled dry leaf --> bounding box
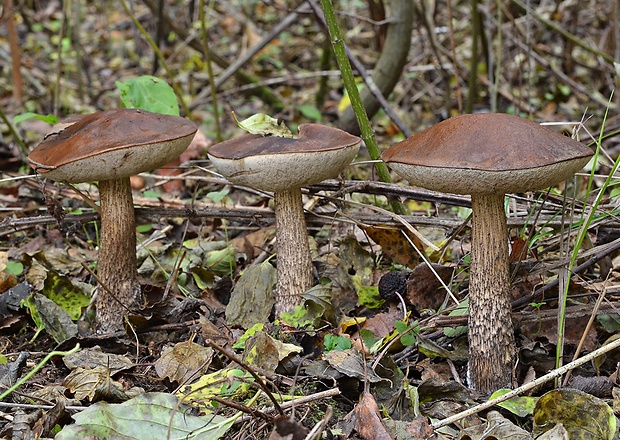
[154,341,213,384]
[63,366,128,402]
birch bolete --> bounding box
[382,113,593,393]
[28,108,197,334]
[208,124,361,315]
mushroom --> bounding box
[28,108,197,333]
[382,113,593,392]
[208,124,361,315]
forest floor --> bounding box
[1,0,620,439]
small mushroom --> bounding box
[382,113,593,392]
[28,108,197,333]
[208,124,361,315]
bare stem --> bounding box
[97,178,140,333]
[273,188,314,315]
[468,193,516,392]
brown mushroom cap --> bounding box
[207,124,361,192]
[381,113,593,195]
[27,108,197,183]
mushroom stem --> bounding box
[97,178,140,333]
[273,188,314,315]
[468,193,516,392]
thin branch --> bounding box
[432,334,620,429]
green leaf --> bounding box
[13,112,59,125]
[490,388,537,417]
[204,245,236,276]
[360,328,381,353]
[395,320,418,346]
[298,103,322,121]
[143,190,160,198]
[232,323,265,349]
[42,272,91,321]
[323,334,352,352]
[354,277,384,309]
[179,368,253,404]
[205,188,230,203]
[233,112,293,138]
[136,224,153,234]
[597,313,620,333]
[443,298,468,338]
[278,284,332,329]
[20,294,45,340]
[4,261,23,277]
[56,392,237,440]
[116,75,179,116]
[533,388,616,439]
[190,267,214,290]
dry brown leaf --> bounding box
[407,263,454,312]
[197,314,230,347]
[354,392,392,440]
[362,225,421,268]
[268,416,308,440]
[154,341,213,384]
[230,227,275,261]
[352,304,402,352]
[63,366,127,402]
[242,331,280,371]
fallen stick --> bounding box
[432,334,620,429]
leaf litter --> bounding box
[1,0,620,439]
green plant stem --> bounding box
[556,94,614,371]
[119,0,191,117]
[199,0,222,142]
[0,344,80,402]
[319,0,403,214]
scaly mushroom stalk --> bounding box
[27,108,197,334]
[207,124,361,315]
[382,113,593,393]
[273,188,315,315]
[97,178,140,333]
[468,193,515,391]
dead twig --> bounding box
[432,334,620,429]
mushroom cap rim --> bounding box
[27,108,197,182]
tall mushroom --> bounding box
[28,108,197,334]
[208,124,361,315]
[382,113,593,393]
